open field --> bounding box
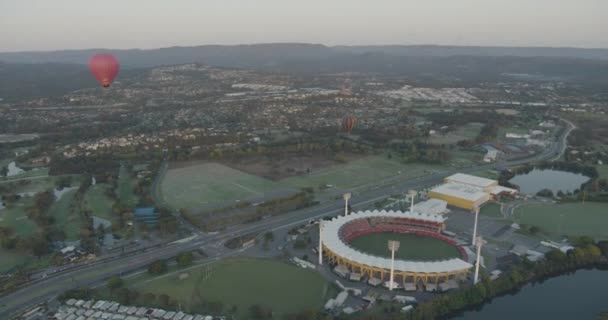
[473,170,500,180]
[0,168,49,182]
[130,259,337,319]
[0,197,39,238]
[1,176,58,194]
[480,202,503,218]
[117,165,138,207]
[160,162,282,210]
[49,189,82,241]
[280,156,444,190]
[0,249,31,273]
[428,122,484,145]
[596,165,608,180]
[349,232,462,260]
[85,183,114,220]
[448,150,482,167]
[222,152,364,181]
[514,202,608,239]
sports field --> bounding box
[480,202,503,218]
[84,183,114,220]
[130,259,337,319]
[348,232,462,261]
[280,156,443,190]
[514,202,608,239]
[160,162,281,210]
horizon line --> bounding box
[2,42,608,54]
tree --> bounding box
[529,226,541,235]
[597,241,608,257]
[115,287,131,305]
[157,294,170,308]
[148,260,168,275]
[263,232,274,242]
[176,252,194,268]
[55,176,72,190]
[536,189,554,198]
[249,304,272,320]
[143,292,156,305]
[107,276,123,291]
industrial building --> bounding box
[444,173,498,191]
[428,173,517,210]
[428,183,490,210]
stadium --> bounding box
[320,210,473,290]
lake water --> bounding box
[453,269,608,320]
[6,161,25,177]
[509,169,590,194]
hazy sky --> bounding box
[1,0,606,52]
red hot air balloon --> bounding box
[88,53,120,88]
[341,115,356,134]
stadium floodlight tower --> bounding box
[343,192,352,216]
[387,240,401,291]
[474,236,484,284]
[472,206,480,245]
[318,220,325,265]
[407,189,418,213]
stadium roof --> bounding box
[430,183,490,202]
[445,173,497,188]
[321,210,473,274]
[414,199,448,215]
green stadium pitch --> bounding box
[349,232,462,261]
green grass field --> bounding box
[117,165,138,207]
[514,202,608,239]
[480,202,503,218]
[85,183,114,220]
[596,165,608,180]
[349,232,462,261]
[473,170,500,180]
[130,259,337,319]
[0,197,39,238]
[49,189,82,241]
[160,162,280,210]
[280,156,443,190]
[428,122,484,145]
[0,249,31,273]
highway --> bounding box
[0,119,574,318]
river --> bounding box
[509,169,590,194]
[453,269,608,319]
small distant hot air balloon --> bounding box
[341,115,356,134]
[88,53,120,88]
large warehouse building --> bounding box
[428,173,517,210]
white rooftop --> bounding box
[430,183,490,201]
[445,173,497,188]
[321,210,472,274]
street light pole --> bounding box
[408,190,417,213]
[318,220,324,265]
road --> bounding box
[0,119,574,318]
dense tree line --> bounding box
[358,239,608,320]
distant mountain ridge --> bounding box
[1,43,608,69]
